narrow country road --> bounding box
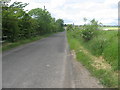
[2,31,103,88]
[3,31,73,88]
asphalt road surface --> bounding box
[3,31,73,88]
[2,31,103,88]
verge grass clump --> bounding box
[82,31,118,70]
[2,33,53,51]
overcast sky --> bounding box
[10,0,119,25]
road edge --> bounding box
[63,30,75,88]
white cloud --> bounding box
[9,0,119,25]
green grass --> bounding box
[67,30,118,88]
[69,30,118,70]
[2,33,54,52]
[76,51,118,87]
[82,31,118,70]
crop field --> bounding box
[99,27,118,30]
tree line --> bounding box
[2,1,64,42]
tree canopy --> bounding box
[2,1,64,42]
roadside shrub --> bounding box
[67,24,73,31]
[81,19,100,41]
[81,25,94,41]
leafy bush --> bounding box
[66,24,73,31]
[81,19,101,41]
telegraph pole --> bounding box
[44,5,45,10]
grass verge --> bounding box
[67,31,118,88]
[2,33,54,52]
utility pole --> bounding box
[73,23,75,28]
[44,6,46,10]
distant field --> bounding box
[99,27,118,30]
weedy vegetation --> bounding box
[67,18,118,88]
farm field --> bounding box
[99,26,118,30]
